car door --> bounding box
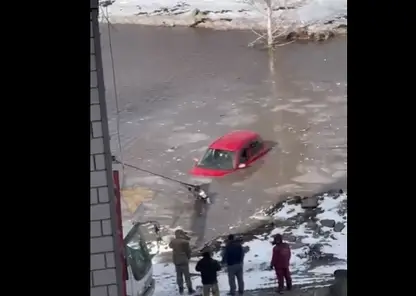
[248,138,265,163]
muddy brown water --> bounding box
[100,25,347,247]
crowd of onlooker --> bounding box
[169,229,293,295]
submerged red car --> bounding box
[189,130,270,177]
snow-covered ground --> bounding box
[99,0,347,32]
[150,192,347,295]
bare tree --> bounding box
[265,0,274,47]
[244,0,306,48]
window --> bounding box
[250,139,263,156]
[125,225,152,281]
[239,148,249,163]
[198,149,236,170]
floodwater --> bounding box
[100,25,347,247]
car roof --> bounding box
[209,130,258,151]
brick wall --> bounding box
[91,1,123,296]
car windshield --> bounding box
[125,225,152,281]
[197,148,235,170]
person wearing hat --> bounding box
[270,234,292,294]
[195,250,222,296]
[222,234,245,295]
[169,229,195,295]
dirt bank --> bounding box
[105,14,346,41]
[100,1,347,40]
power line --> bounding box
[112,157,198,188]
[102,6,125,186]
[101,8,200,191]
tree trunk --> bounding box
[268,48,275,75]
[266,0,273,47]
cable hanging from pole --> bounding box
[112,157,212,203]
[102,4,126,187]
[111,156,200,189]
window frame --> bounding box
[249,138,264,158]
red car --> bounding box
[190,130,270,177]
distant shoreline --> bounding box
[100,12,347,41]
[100,0,347,37]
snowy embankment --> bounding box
[150,192,347,295]
[99,0,347,34]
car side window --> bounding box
[250,139,263,156]
[239,148,249,163]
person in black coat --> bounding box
[222,234,245,295]
[195,251,221,296]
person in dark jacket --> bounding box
[270,234,292,293]
[222,234,245,295]
[195,251,221,296]
[169,229,195,295]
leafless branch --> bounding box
[245,0,313,48]
[248,33,267,47]
[273,39,295,47]
[243,0,268,15]
[251,28,266,38]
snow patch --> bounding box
[100,0,347,32]
[151,193,347,293]
[273,203,304,219]
[310,262,347,275]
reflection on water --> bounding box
[100,25,347,245]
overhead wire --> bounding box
[112,158,198,188]
[102,5,125,186]
[99,7,204,295]
[101,5,202,191]
[100,5,211,261]
[100,7,134,296]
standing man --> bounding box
[270,234,292,294]
[222,234,245,295]
[169,229,195,295]
[195,251,222,296]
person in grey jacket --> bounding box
[169,229,195,295]
[222,234,245,295]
